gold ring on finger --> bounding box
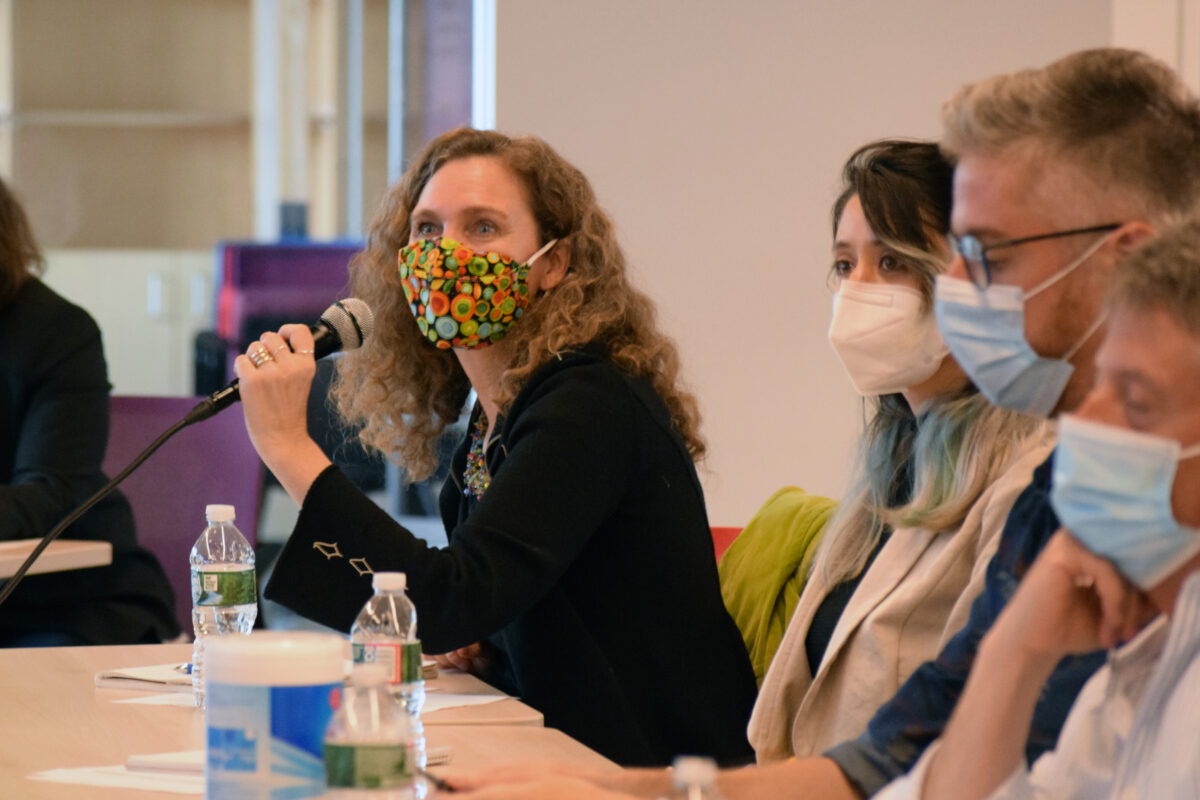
[248,346,274,368]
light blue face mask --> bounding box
[1051,415,1200,590]
[934,234,1111,417]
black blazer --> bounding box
[266,346,757,766]
[0,278,178,643]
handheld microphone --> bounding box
[188,298,375,424]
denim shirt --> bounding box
[825,453,1108,796]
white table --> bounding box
[0,643,616,798]
[0,539,112,578]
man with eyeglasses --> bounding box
[440,47,1200,800]
[938,223,1119,415]
[876,217,1200,800]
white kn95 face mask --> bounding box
[828,282,948,396]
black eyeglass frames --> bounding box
[950,223,1121,289]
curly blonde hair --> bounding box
[333,127,704,480]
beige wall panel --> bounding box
[12,0,249,112]
[14,124,252,248]
[362,120,389,222]
[362,0,389,119]
[308,122,337,237]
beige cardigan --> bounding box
[748,431,1055,761]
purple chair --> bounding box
[103,396,264,634]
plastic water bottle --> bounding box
[350,573,426,777]
[670,756,725,800]
[190,503,256,708]
[324,664,416,798]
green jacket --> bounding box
[718,487,838,685]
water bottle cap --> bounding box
[205,504,236,522]
[372,572,406,592]
[351,663,389,687]
[672,756,718,789]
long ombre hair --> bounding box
[812,140,1047,587]
[333,128,704,479]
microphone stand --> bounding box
[0,395,224,608]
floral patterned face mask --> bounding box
[397,236,557,349]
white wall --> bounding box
[494,0,1111,525]
[1111,0,1200,92]
[42,249,213,396]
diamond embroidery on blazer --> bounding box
[349,558,373,576]
[313,541,343,560]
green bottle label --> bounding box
[351,640,422,683]
[192,567,256,607]
[400,641,422,683]
[324,742,413,788]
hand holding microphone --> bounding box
[195,298,374,420]
[232,298,375,505]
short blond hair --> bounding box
[941,48,1200,221]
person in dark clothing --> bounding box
[241,127,757,767]
[0,178,178,647]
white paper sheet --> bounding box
[422,692,506,713]
[115,692,198,707]
[29,764,203,794]
[127,749,205,774]
[114,689,504,714]
[94,662,192,692]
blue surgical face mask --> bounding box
[934,233,1111,417]
[1051,415,1200,590]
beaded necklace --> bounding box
[463,414,492,500]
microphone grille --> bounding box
[322,298,375,350]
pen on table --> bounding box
[419,766,455,793]
[174,662,193,675]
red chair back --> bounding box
[711,526,742,561]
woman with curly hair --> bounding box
[241,127,757,766]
